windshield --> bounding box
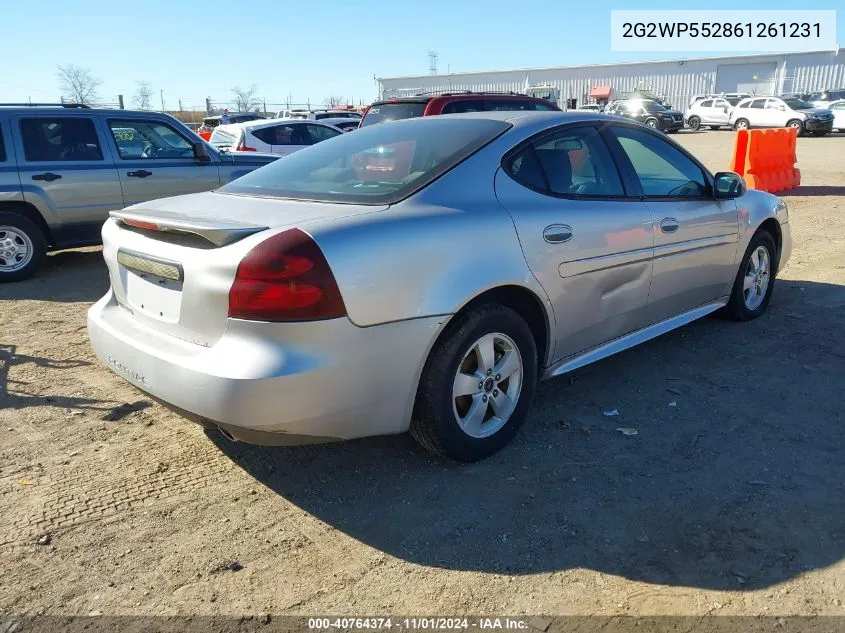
[782,98,814,110]
[210,128,237,150]
[360,102,428,127]
[219,117,510,204]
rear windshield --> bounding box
[360,102,428,127]
[219,117,510,204]
[210,128,237,149]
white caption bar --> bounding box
[611,10,837,52]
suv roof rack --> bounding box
[411,90,523,97]
[0,102,91,108]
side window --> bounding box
[250,127,278,145]
[738,101,750,108]
[610,126,708,198]
[108,120,194,160]
[714,99,729,109]
[441,100,486,114]
[699,99,713,108]
[304,124,340,144]
[765,99,782,110]
[0,127,5,162]
[749,99,767,109]
[265,124,301,146]
[504,126,625,197]
[831,102,845,110]
[20,117,103,162]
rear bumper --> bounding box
[87,291,443,444]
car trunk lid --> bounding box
[103,192,386,347]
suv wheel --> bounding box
[410,304,538,462]
[687,116,701,130]
[645,117,659,129]
[734,118,750,131]
[786,119,804,136]
[0,212,47,282]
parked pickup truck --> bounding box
[0,104,279,281]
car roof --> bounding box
[216,118,339,133]
[314,117,360,124]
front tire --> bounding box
[734,118,750,131]
[724,231,778,321]
[786,119,804,136]
[410,304,538,462]
[0,212,47,282]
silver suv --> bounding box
[0,104,279,281]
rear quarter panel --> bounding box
[306,153,554,344]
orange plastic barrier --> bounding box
[728,128,800,193]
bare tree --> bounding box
[56,64,102,105]
[230,85,259,112]
[133,81,154,110]
[324,96,346,108]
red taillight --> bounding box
[228,228,346,322]
[235,137,257,152]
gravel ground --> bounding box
[1,131,844,618]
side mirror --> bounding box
[713,171,746,199]
[193,141,212,163]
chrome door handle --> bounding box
[660,218,679,233]
[543,224,573,244]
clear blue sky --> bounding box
[1,0,841,109]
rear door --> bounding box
[830,101,845,129]
[105,118,220,205]
[494,123,654,362]
[302,123,342,146]
[745,98,770,127]
[12,114,124,246]
[605,125,738,322]
[264,122,310,156]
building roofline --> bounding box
[377,48,844,82]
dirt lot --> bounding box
[1,131,844,618]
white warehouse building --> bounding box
[377,49,845,110]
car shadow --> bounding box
[0,248,109,303]
[0,343,146,418]
[784,186,845,197]
[207,279,845,591]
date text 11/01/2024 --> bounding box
[307,618,532,630]
[621,22,821,38]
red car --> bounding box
[359,91,559,127]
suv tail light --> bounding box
[228,228,346,322]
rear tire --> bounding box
[410,304,538,462]
[645,118,659,129]
[723,231,778,321]
[688,116,701,131]
[0,212,47,282]
[734,118,750,131]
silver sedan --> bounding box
[87,111,792,461]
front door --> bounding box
[13,114,124,246]
[709,98,732,126]
[104,118,220,206]
[604,125,739,322]
[494,124,654,362]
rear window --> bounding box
[210,128,238,149]
[441,99,555,114]
[360,102,428,127]
[219,117,510,204]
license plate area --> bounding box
[118,250,184,323]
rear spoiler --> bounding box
[110,210,267,247]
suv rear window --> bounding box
[220,117,510,204]
[360,102,428,127]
